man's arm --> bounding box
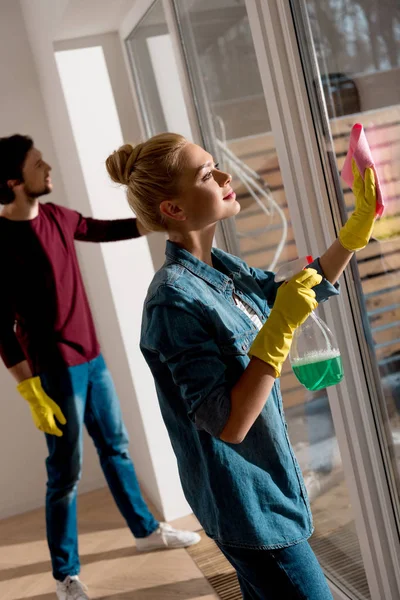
[0,306,36,386]
[0,288,66,434]
[74,215,149,243]
[50,202,150,243]
[0,298,27,378]
[9,360,32,383]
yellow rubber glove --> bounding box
[249,269,322,377]
[339,160,377,252]
[17,376,66,436]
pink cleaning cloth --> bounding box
[341,123,385,217]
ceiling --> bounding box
[53,0,246,42]
[54,0,135,41]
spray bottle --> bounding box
[275,257,344,391]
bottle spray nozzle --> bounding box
[274,256,314,283]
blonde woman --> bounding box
[107,133,376,600]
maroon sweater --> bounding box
[0,202,140,375]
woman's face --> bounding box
[162,143,240,230]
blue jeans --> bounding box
[216,540,333,600]
[42,354,159,581]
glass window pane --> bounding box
[125,1,192,139]
[301,0,400,488]
[174,0,292,270]
[294,0,400,594]
[128,0,370,596]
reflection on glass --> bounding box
[299,1,400,595]
[125,1,192,139]
[174,0,369,597]
[125,2,168,135]
[305,0,400,481]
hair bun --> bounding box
[105,143,143,185]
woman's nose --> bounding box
[216,169,232,186]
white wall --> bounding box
[52,33,191,521]
[54,32,168,272]
[0,0,105,517]
[0,0,191,522]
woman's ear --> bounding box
[160,200,186,222]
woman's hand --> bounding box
[319,160,377,285]
[248,268,322,377]
[339,160,377,252]
[221,269,322,444]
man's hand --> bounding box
[17,377,66,436]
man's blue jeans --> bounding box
[42,354,159,581]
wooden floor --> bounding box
[0,487,218,600]
[0,477,376,600]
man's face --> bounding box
[20,147,52,199]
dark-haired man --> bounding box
[0,134,199,600]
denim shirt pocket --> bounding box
[217,330,255,387]
[219,330,255,357]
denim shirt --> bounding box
[141,241,339,549]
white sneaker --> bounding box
[56,576,89,600]
[304,471,322,503]
[135,522,201,552]
[304,469,343,503]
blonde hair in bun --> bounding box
[106,133,187,231]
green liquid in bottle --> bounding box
[292,352,344,391]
